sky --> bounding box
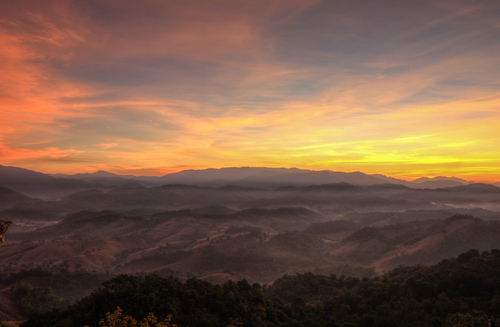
[1,0,500,181]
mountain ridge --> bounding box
[43,166,493,189]
[4,165,500,200]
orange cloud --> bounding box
[1,0,500,182]
[0,142,84,162]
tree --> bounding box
[85,307,177,327]
[0,219,12,245]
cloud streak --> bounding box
[1,0,500,181]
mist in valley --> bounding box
[2,166,500,326]
[3,167,500,280]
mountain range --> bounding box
[1,165,491,200]
[48,167,483,189]
[2,164,500,326]
[2,165,500,327]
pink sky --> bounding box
[1,0,500,181]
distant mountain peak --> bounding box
[412,176,469,184]
[448,183,500,193]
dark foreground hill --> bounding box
[21,249,500,327]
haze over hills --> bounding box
[411,176,471,184]
[2,165,500,326]
[1,164,496,203]
[0,165,104,200]
[50,167,486,188]
[3,0,500,324]
[50,167,396,188]
[2,164,490,192]
[1,167,499,257]
[2,176,500,275]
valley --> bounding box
[2,166,500,325]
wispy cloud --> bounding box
[1,0,500,180]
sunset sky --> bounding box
[1,0,500,181]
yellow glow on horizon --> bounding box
[2,1,500,183]
[9,95,499,182]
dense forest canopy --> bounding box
[19,249,500,327]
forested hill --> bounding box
[23,249,500,327]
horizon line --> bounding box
[2,163,499,184]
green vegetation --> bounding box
[321,215,500,268]
[13,282,67,316]
[85,307,177,327]
[268,231,325,255]
[390,216,500,266]
[23,275,273,327]
[312,265,377,279]
[128,250,193,266]
[304,220,359,235]
[20,249,500,327]
[197,231,333,281]
[225,225,262,234]
[0,264,111,304]
[343,226,385,243]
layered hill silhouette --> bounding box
[4,165,498,201]
[2,166,500,326]
[0,165,104,199]
[4,201,500,282]
[49,166,486,190]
